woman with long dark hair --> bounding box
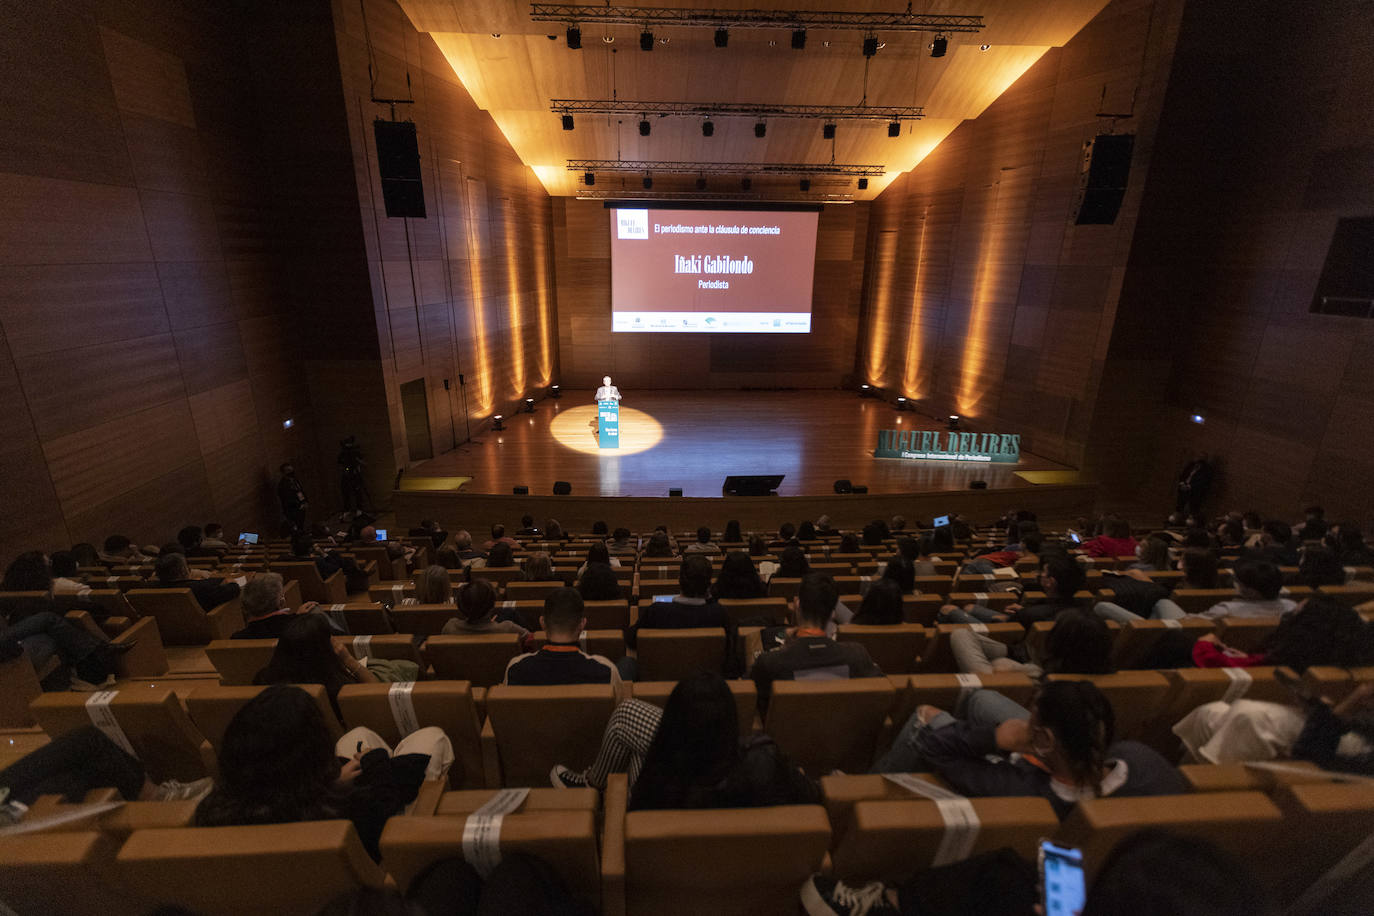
[852,578,904,625]
[194,684,451,860]
[711,552,767,600]
[253,613,377,719]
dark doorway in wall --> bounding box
[400,378,433,461]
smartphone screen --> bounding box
[1068,532,1082,544]
[238,532,258,545]
[375,529,388,541]
[1040,840,1086,916]
[933,515,950,528]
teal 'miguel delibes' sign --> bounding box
[874,429,1020,463]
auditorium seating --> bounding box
[123,588,244,646]
[603,772,831,916]
[422,633,524,686]
[764,678,896,776]
[270,560,347,604]
[836,623,928,674]
[630,679,758,735]
[185,683,343,753]
[635,628,728,681]
[1045,671,1172,742]
[336,682,488,788]
[30,687,214,781]
[483,683,618,787]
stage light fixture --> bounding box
[643,175,653,189]
[640,30,654,51]
[696,177,707,190]
[714,28,728,48]
[799,178,810,191]
[930,36,948,57]
[862,35,879,57]
[822,123,836,139]
[550,384,561,399]
[583,171,595,186]
[857,177,869,189]
[492,414,505,431]
[947,414,960,431]
[523,397,536,413]
[1191,413,1206,425]
[741,177,752,190]
[754,121,766,138]
[638,118,651,136]
[791,29,806,50]
[859,383,877,399]
[980,43,991,51]
[701,119,714,136]
[561,114,574,130]
[888,120,901,137]
[566,25,581,49]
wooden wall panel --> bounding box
[857,0,1185,470]
[1086,0,1374,520]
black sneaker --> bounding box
[800,875,899,916]
[549,764,587,789]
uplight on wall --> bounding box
[282,418,294,429]
[1190,414,1205,425]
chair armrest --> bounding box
[408,778,446,816]
[113,616,168,677]
[480,717,501,789]
[63,610,105,640]
[207,598,245,639]
[324,570,348,604]
[601,773,628,916]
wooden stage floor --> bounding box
[406,390,1074,498]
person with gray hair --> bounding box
[148,551,240,612]
[230,573,320,639]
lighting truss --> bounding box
[573,189,856,202]
[553,99,923,122]
[530,5,985,33]
[568,159,885,176]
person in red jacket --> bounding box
[1190,596,1370,669]
[1081,517,1139,559]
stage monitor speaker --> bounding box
[722,474,784,496]
[969,480,988,490]
[668,487,683,497]
[512,485,529,495]
[851,485,868,494]
[833,479,853,494]
[553,481,571,495]
[1073,133,1134,225]
[374,120,426,218]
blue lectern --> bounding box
[598,399,620,449]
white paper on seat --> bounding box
[955,672,982,704]
[388,682,420,736]
[1222,666,1254,702]
[353,635,372,659]
[969,623,989,634]
[84,691,136,757]
[932,798,981,866]
[500,600,516,609]
[324,606,348,631]
[462,787,531,877]
[883,772,966,801]
[391,585,406,599]
[973,592,989,602]
[1161,618,1183,629]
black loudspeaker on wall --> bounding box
[512,485,529,495]
[374,120,426,219]
[1073,133,1134,225]
[552,481,571,495]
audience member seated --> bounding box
[591,520,608,537]
[851,578,904,625]
[976,524,1042,568]
[69,542,102,569]
[575,542,621,578]
[280,532,370,593]
[771,522,798,548]
[515,514,540,537]
[608,527,635,550]
[1293,681,1374,776]
[1129,534,1172,572]
[875,681,1186,817]
[1326,521,1374,566]
[575,562,622,602]
[942,552,1085,627]
[452,529,487,565]
[1081,517,1139,558]
[484,541,516,569]
[47,550,91,597]
[521,551,556,582]
[148,551,241,612]
[1196,558,1295,619]
[177,525,220,558]
[1,551,107,618]
[878,554,917,594]
[434,546,463,570]
[815,514,832,534]
[545,519,570,543]
[1294,505,1327,542]
[751,574,882,715]
[773,544,810,580]
[483,524,520,550]
[0,599,131,690]
[623,555,737,679]
[442,578,532,647]
[232,573,321,639]
[723,520,743,543]
[836,532,860,554]
[98,534,152,565]
[1248,519,1299,566]
[194,684,449,860]
[711,551,768,600]
[0,726,212,824]
[411,565,454,605]
[408,518,448,549]
[1172,600,1374,764]
[797,520,818,541]
[640,531,677,560]
[201,523,230,551]
[254,613,380,718]
[1298,547,1346,588]
[503,588,621,689]
[952,607,1115,677]
[683,525,721,555]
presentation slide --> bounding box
[610,207,819,333]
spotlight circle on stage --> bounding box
[549,404,663,456]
